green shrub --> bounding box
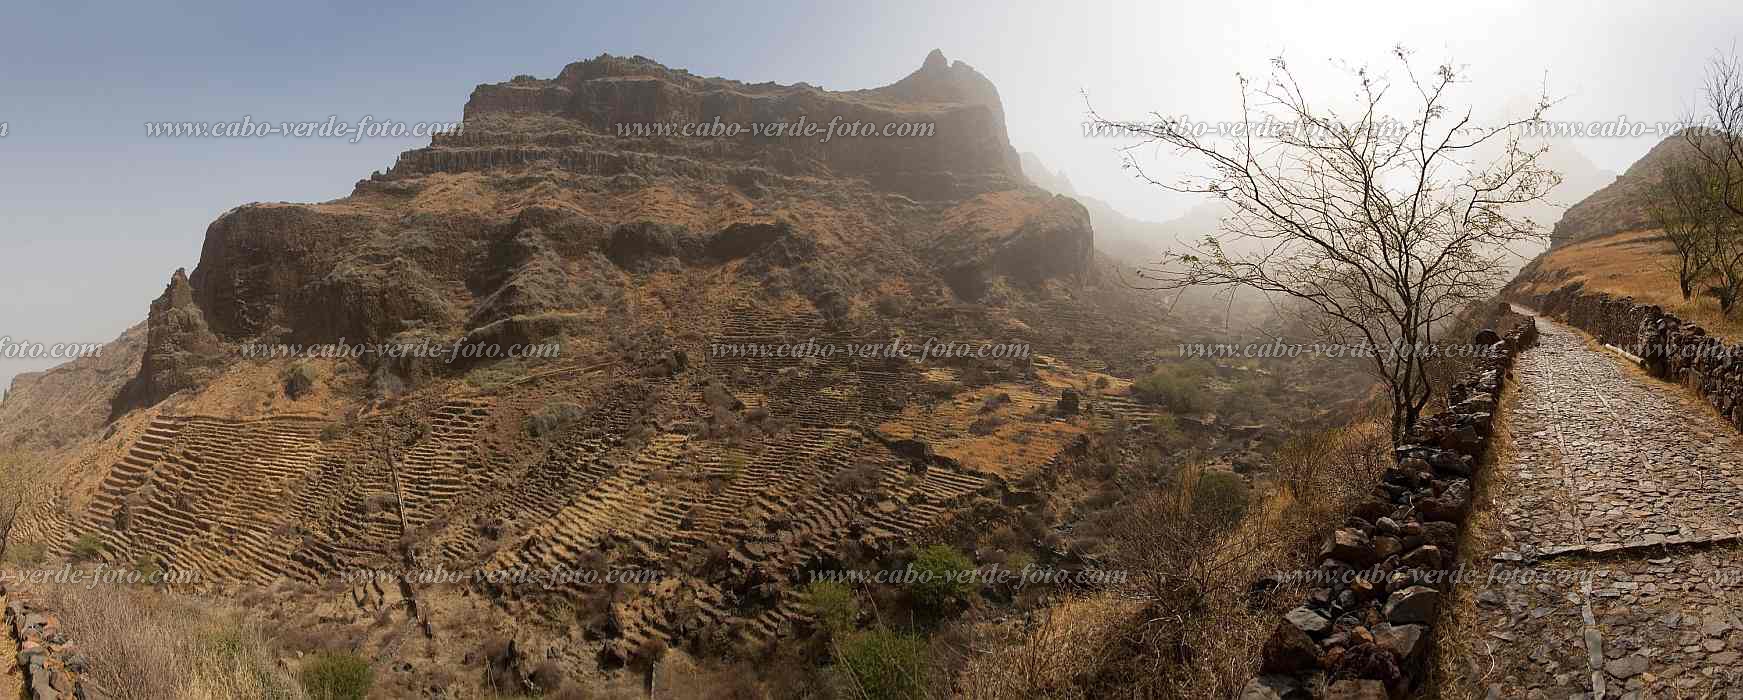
[906,544,975,611]
[71,533,104,562]
[282,363,317,400]
[1150,415,1183,443]
[524,402,585,438]
[833,629,931,700]
[133,554,164,582]
[5,540,45,566]
[1133,366,1203,412]
[299,651,373,700]
[1193,470,1250,530]
[804,581,859,635]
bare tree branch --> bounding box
[1088,47,1560,440]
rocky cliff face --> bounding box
[118,50,1094,413]
[460,49,1022,191]
[14,51,1203,697]
[113,269,224,414]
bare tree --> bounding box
[1704,202,1743,313]
[1090,47,1560,441]
[1678,50,1743,313]
[1685,50,1743,219]
[1650,160,1720,300]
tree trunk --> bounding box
[1390,398,1411,445]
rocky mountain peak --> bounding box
[923,48,949,71]
[113,267,224,415]
[452,50,1023,196]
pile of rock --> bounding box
[1521,283,1743,432]
[3,591,87,700]
[1241,318,1537,699]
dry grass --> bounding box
[876,381,1086,479]
[959,410,1393,698]
[1517,228,1743,341]
[37,583,303,700]
[1157,416,1391,698]
[957,594,1139,699]
[1421,368,1521,698]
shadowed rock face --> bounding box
[113,269,225,415]
[937,194,1095,300]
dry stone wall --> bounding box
[1241,315,1539,700]
[2,588,87,700]
[1520,283,1743,432]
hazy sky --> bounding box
[3,0,1740,389]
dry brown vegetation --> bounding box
[34,582,304,699]
[1514,228,1743,341]
[1421,367,1520,698]
[957,408,1392,698]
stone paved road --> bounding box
[1447,311,1743,699]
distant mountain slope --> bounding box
[1549,131,1701,247]
[1019,151,1227,262]
[0,323,146,454]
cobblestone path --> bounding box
[1445,310,1743,699]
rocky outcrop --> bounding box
[7,49,1214,696]
[4,592,87,700]
[1515,283,1743,431]
[934,193,1095,300]
[187,204,463,343]
[1241,317,1538,699]
[113,269,226,415]
[456,50,1023,196]
[91,50,1099,422]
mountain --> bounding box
[1019,151,1229,262]
[0,323,146,454]
[1505,129,1743,344]
[1549,131,1703,247]
[6,51,1234,696]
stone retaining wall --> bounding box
[1520,282,1743,432]
[1241,314,1539,700]
[2,585,87,700]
